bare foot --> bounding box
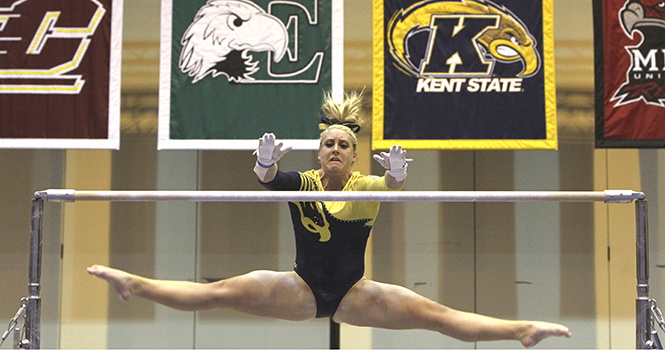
[519,321,572,347]
[87,265,136,301]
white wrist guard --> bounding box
[387,162,408,182]
[254,162,272,182]
[373,144,409,182]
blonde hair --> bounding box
[318,90,364,150]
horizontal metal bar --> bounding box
[34,189,644,203]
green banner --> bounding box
[159,0,343,150]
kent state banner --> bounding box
[594,0,665,148]
[373,0,557,150]
[0,0,122,149]
[158,0,343,150]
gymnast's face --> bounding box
[318,129,357,176]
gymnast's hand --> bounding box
[373,144,409,182]
[256,133,292,168]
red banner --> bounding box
[0,0,122,149]
[594,0,665,148]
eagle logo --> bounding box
[179,0,288,83]
[612,0,665,107]
[387,0,540,78]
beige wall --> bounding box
[59,151,112,348]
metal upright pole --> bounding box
[636,199,650,349]
[329,319,340,349]
[25,198,43,349]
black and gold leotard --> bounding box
[261,169,395,318]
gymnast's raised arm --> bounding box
[254,133,292,183]
[373,144,409,190]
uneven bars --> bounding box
[34,189,645,203]
[24,188,650,350]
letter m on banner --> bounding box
[159,0,344,150]
[0,0,123,149]
[594,0,665,148]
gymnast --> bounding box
[88,91,572,347]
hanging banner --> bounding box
[373,0,557,150]
[0,0,122,149]
[594,0,665,148]
[159,0,344,150]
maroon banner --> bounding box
[0,0,121,149]
[594,0,665,148]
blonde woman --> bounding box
[89,91,571,347]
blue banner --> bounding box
[373,0,557,150]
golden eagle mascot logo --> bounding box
[179,0,288,83]
[387,0,541,78]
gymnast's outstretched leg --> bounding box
[332,278,571,348]
[87,265,317,321]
